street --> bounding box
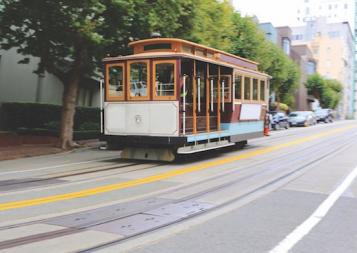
[0,121,356,253]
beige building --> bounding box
[292,18,354,118]
[311,36,353,117]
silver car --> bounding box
[288,111,316,127]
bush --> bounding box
[79,122,100,131]
[1,103,100,131]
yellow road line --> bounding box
[0,125,355,211]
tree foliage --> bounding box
[0,0,196,149]
[306,74,342,109]
[228,14,300,107]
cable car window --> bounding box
[154,61,176,99]
[106,64,125,100]
[234,73,242,100]
[195,49,205,57]
[129,61,149,99]
[260,80,266,101]
[244,77,251,100]
[253,78,258,100]
[144,43,171,51]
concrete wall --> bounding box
[0,48,100,107]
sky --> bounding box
[232,0,303,27]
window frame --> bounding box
[127,60,151,101]
[243,76,251,101]
[152,59,177,100]
[259,79,266,102]
[105,62,125,101]
[233,71,243,102]
[252,78,259,101]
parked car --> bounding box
[270,111,289,130]
[288,111,316,127]
[314,108,333,123]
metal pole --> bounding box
[222,80,225,112]
[100,79,104,134]
[183,75,187,135]
[232,75,235,111]
[211,78,214,112]
[198,77,201,113]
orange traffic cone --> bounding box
[264,126,270,136]
[264,114,270,136]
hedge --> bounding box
[1,102,100,131]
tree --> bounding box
[185,0,235,51]
[305,73,325,100]
[305,74,342,109]
[0,0,195,149]
[228,14,300,107]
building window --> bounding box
[293,34,303,40]
[282,38,291,55]
[328,31,340,38]
[305,7,310,15]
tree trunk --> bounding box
[59,74,81,150]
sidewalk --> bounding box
[0,139,104,161]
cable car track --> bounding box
[0,131,354,251]
[0,162,164,195]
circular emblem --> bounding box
[135,115,142,124]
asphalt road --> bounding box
[0,120,356,253]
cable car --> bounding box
[100,38,270,161]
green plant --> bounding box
[79,122,100,131]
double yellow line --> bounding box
[0,125,355,211]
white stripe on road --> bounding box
[270,164,357,253]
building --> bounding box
[296,0,355,30]
[291,18,355,118]
[291,44,317,110]
[0,48,100,107]
[259,23,278,43]
[296,0,357,118]
[276,26,316,111]
[259,23,316,111]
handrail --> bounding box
[100,79,104,134]
[232,76,235,111]
[210,78,214,112]
[197,77,201,113]
[222,80,225,112]
[183,75,187,135]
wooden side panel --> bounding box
[221,104,242,123]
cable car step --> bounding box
[177,140,235,154]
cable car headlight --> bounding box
[135,115,142,124]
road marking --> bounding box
[0,126,354,212]
[270,164,357,253]
[0,157,119,176]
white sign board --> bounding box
[240,104,262,120]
